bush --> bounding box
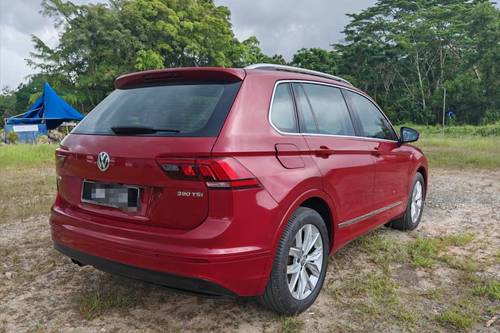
[6,131,19,144]
[36,135,50,144]
[400,122,500,137]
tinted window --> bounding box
[292,83,317,133]
[300,83,355,136]
[345,91,397,140]
[73,82,241,137]
[270,84,298,133]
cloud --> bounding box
[0,0,98,89]
[215,0,377,59]
[1,0,499,89]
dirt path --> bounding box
[1,169,499,333]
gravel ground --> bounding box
[0,169,499,333]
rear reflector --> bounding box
[158,157,259,189]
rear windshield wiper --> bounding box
[111,126,180,135]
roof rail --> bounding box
[245,63,352,86]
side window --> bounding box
[292,83,318,133]
[345,91,397,140]
[270,83,298,133]
[299,83,355,136]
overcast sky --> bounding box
[1,0,497,90]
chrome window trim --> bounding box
[268,79,399,143]
[338,201,402,228]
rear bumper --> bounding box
[50,204,273,296]
[54,242,235,297]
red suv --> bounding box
[51,64,427,314]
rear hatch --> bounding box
[55,68,245,230]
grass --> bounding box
[0,144,57,224]
[415,135,500,169]
[76,288,137,319]
[356,232,476,270]
[472,279,500,301]
[0,167,55,224]
[398,123,500,169]
[435,307,475,331]
[0,143,57,169]
[329,271,418,329]
[278,317,304,333]
[328,231,493,331]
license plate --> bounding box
[81,180,140,211]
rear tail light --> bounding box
[55,148,69,168]
[158,157,259,189]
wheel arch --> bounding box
[416,164,428,199]
[271,189,337,258]
[299,197,333,251]
[258,189,337,294]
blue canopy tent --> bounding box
[5,83,84,143]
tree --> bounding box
[233,36,286,66]
[28,0,274,113]
[335,0,499,124]
[0,88,17,121]
[291,48,339,75]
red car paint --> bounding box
[50,67,428,297]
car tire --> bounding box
[259,207,329,315]
[387,172,425,231]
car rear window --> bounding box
[73,82,241,137]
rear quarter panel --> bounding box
[212,72,329,245]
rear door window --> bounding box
[344,90,397,141]
[73,82,241,137]
[270,83,298,133]
[292,83,318,133]
[296,83,355,136]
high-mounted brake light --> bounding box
[158,157,259,189]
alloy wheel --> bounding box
[410,180,423,223]
[287,224,324,300]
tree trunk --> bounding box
[415,47,426,113]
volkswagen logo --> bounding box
[97,152,110,172]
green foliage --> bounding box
[336,0,500,125]
[134,50,165,71]
[406,122,500,137]
[6,131,19,144]
[25,0,269,114]
[415,135,500,169]
[0,144,57,169]
[3,0,498,127]
[473,279,500,300]
[0,88,17,121]
[291,48,339,75]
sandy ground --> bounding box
[0,169,499,333]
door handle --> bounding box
[315,146,335,158]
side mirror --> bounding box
[399,127,419,146]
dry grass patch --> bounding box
[278,316,304,333]
[326,230,497,331]
[0,168,55,224]
[75,283,140,319]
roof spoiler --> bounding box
[115,67,246,89]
